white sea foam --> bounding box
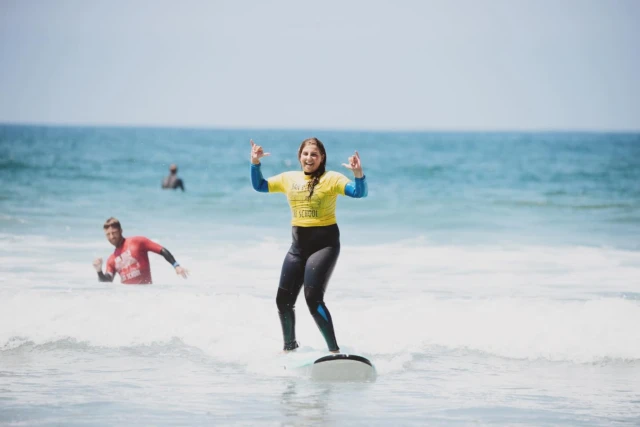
[2,234,639,367]
[1,289,638,365]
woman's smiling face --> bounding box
[299,143,325,174]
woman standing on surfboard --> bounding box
[250,138,368,353]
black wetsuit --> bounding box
[277,224,341,351]
[162,174,185,191]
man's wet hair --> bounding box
[103,217,122,230]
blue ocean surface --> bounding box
[1,124,639,425]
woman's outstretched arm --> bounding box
[343,151,367,198]
[250,139,271,192]
[251,163,269,193]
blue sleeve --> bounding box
[251,163,269,193]
[344,176,368,198]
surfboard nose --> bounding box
[310,354,377,382]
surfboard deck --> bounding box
[310,353,377,382]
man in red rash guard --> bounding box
[92,217,189,285]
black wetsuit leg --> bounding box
[276,254,304,351]
[276,224,341,352]
[303,245,340,351]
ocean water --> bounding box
[1,124,639,426]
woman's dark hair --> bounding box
[298,137,326,200]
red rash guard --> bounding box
[105,236,163,285]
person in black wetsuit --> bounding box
[162,164,185,191]
[250,138,368,353]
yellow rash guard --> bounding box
[267,171,351,226]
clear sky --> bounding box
[1,0,638,131]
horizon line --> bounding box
[1,120,639,135]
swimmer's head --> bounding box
[103,217,123,247]
[169,164,178,173]
[298,138,326,175]
[103,217,121,230]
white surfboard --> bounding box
[310,354,376,382]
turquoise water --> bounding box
[1,125,640,425]
[2,125,639,247]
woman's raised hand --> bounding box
[342,151,363,178]
[250,139,270,165]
